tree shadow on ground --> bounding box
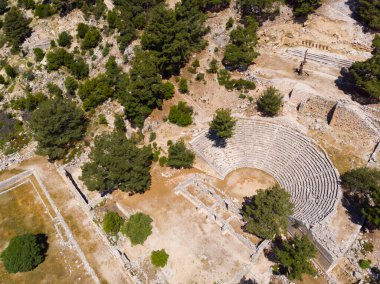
[239,277,258,284]
[341,192,364,226]
[263,237,283,262]
[344,0,376,33]
[335,68,378,105]
[206,129,227,148]
[36,233,49,264]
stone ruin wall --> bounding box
[297,96,379,151]
[297,96,336,122]
[329,102,379,147]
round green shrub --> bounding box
[1,233,48,273]
[103,211,124,235]
[257,86,283,116]
[151,249,169,268]
[122,213,152,245]
[358,259,371,269]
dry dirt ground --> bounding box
[214,168,277,203]
[109,165,274,283]
[0,177,92,284]
[0,157,132,284]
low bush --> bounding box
[103,211,124,235]
[33,48,44,62]
[122,213,153,245]
[168,101,193,127]
[167,139,195,169]
[358,259,371,269]
[257,86,283,116]
[151,249,169,268]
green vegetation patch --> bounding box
[209,108,237,139]
[102,211,124,235]
[274,235,317,281]
[257,86,283,116]
[122,213,153,246]
[81,129,153,194]
[167,139,195,169]
[1,233,48,273]
[342,167,380,229]
[151,249,169,268]
[168,101,193,127]
[242,185,294,240]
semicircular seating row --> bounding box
[190,119,341,226]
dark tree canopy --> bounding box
[108,0,163,51]
[356,0,380,31]
[257,86,283,116]
[18,0,35,10]
[34,3,56,18]
[168,101,193,127]
[34,48,45,62]
[3,7,32,52]
[5,64,17,79]
[275,235,317,281]
[77,23,90,39]
[46,48,89,79]
[348,35,380,101]
[81,131,153,194]
[206,0,230,12]
[342,167,380,229]
[11,92,46,112]
[167,139,195,169]
[57,31,73,47]
[209,108,237,139]
[0,0,8,15]
[242,186,294,239]
[237,0,281,18]
[288,0,321,17]
[1,234,48,273]
[30,97,86,160]
[117,50,174,127]
[222,17,259,71]
[78,75,114,110]
[81,27,101,50]
[141,2,208,77]
[64,76,78,95]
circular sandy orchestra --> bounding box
[191,118,341,227]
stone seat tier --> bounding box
[190,118,341,226]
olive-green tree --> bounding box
[288,0,321,17]
[0,0,8,15]
[275,235,317,280]
[103,211,124,235]
[30,97,86,160]
[348,35,380,101]
[242,186,294,239]
[3,7,32,52]
[356,0,380,31]
[1,234,48,273]
[342,167,380,229]
[81,131,153,194]
[167,139,195,169]
[209,108,236,139]
[122,213,153,245]
[168,101,193,127]
[57,31,73,47]
[151,249,169,267]
[257,86,283,116]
